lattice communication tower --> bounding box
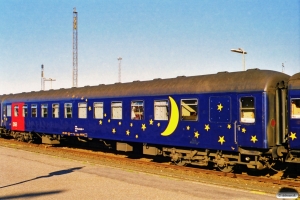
[73,8,78,87]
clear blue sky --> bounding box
[0,0,299,94]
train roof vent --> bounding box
[217,71,229,74]
[60,88,65,89]
[114,82,121,84]
[98,84,105,86]
[176,75,186,78]
[247,68,259,71]
[133,80,140,82]
[84,85,90,87]
[31,91,35,92]
[153,78,161,80]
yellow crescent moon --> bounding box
[161,96,179,136]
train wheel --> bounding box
[218,165,234,173]
[173,159,187,166]
[217,157,234,172]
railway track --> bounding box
[0,137,299,195]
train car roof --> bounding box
[289,72,300,89]
[0,69,290,102]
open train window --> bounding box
[22,105,28,117]
[52,103,59,118]
[41,104,48,118]
[94,102,103,119]
[240,97,255,123]
[154,100,168,120]
[78,102,87,119]
[291,99,300,119]
[7,105,11,117]
[64,103,72,118]
[31,104,37,118]
[131,101,144,120]
[14,105,19,117]
[111,102,122,119]
[181,99,198,121]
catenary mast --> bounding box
[73,8,78,87]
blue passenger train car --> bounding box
[0,69,292,171]
[287,73,300,163]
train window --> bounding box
[78,102,87,119]
[181,99,198,121]
[3,106,6,117]
[94,102,103,119]
[240,97,255,123]
[131,101,144,120]
[31,104,37,118]
[41,104,48,118]
[7,105,11,117]
[291,99,300,119]
[64,103,72,118]
[14,105,19,117]
[52,103,59,118]
[22,105,28,117]
[111,102,122,119]
[154,100,168,120]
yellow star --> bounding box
[119,121,121,125]
[217,103,223,111]
[149,119,153,125]
[186,126,190,130]
[130,123,133,127]
[194,131,199,138]
[141,124,146,131]
[104,113,106,117]
[227,124,231,129]
[112,128,116,134]
[204,124,210,131]
[135,134,138,139]
[126,130,130,136]
[157,123,160,127]
[108,119,110,123]
[250,135,258,143]
[218,136,225,145]
[88,106,91,111]
[99,120,102,125]
[242,128,246,133]
[290,132,297,141]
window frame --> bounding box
[180,99,198,121]
[7,105,11,117]
[31,104,37,118]
[291,98,300,119]
[41,104,48,118]
[240,96,255,123]
[131,100,144,120]
[14,105,19,117]
[111,101,122,120]
[78,102,87,119]
[93,102,104,119]
[154,100,169,121]
[22,105,28,117]
[64,103,73,118]
[52,103,59,118]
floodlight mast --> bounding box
[231,48,247,71]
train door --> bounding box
[11,102,25,131]
[236,94,260,147]
[209,96,238,150]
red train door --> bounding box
[11,103,25,131]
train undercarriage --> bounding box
[0,128,293,173]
